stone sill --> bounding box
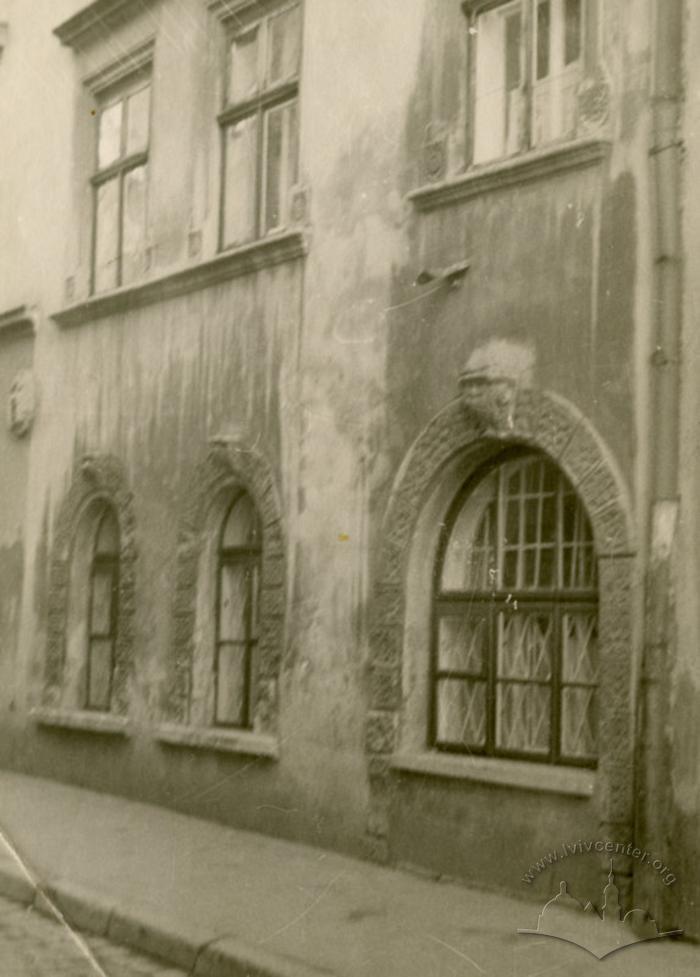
[31,707,131,737]
[155,723,279,760]
[408,138,610,212]
[392,752,595,798]
[52,230,307,328]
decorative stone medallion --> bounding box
[458,366,517,431]
[8,369,36,438]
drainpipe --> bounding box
[640,0,683,923]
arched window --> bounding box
[214,491,262,728]
[86,505,120,711]
[432,451,598,766]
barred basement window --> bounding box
[431,451,598,766]
[86,506,120,711]
[466,0,587,165]
[92,75,151,293]
[219,2,301,248]
[214,491,262,727]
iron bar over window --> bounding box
[431,450,599,767]
[86,506,120,711]
[214,491,262,728]
[218,2,301,249]
[92,77,151,293]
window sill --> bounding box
[30,707,131,737]
[52,230,307,329]
[391,752,595,798]
[408,138,611,213]
[155,723,279,760]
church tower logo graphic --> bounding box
[518,863,683,959]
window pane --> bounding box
[90,568,114,636]
[122,164,147,285]
[222,493,260,549]
[267,4,301,86]
[95,509,119,556]
[98,100,123,169]
[561,686,597,759]
[505,10,522,89]
[536,1,551,79]
[215,642,247,725]
[87,637,113,711]
[264,99,298,233]
[441,471,497,591]
[223,116,258,246]
[497,611,552,681]
[94,176,120,294]
[219,563,249,642]
[564,0,582,64]
[126,86,150,155]
[229,28,259,103]
[562,611,598,683]
[437,612,487,675]
[496,681,551,754]
[436,678,486,749]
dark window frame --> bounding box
[217,1,302,251]
[90,70,152,294]
[85,506,120,712]
[429,447,599,769]
[213,491,263,729]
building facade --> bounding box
[0,0,696,938]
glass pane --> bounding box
[473,7,507,163]
[565,0,582,64]
[122,164,147,285]
[437,613,487,674]
[497,611,552,681]
[264,99,298,232]
[562,611,598,683]
[98,100,123,169]
[496,681,551,753]
[561,686,597,759]
[536,1,551,79]
[95,509,119,556]
[219,563,249,642]
[505,10,522,90]
[436,679,486,749]
[267,4,301,86]
[222,493,260,548]
[94,176,120,293]
[441,470,498,591]
[87,637,113,710]
[229,28,259,103]
[215,642,247,725]
[249,564,260,641]
[126,86,150,155]
[222,116,258,247]
[90,568,114,635]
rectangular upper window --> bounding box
[92,73,151,294]
[469,0,585,165]
[218,2,302,250]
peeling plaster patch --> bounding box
[651,500,678,565]
[463,339,535,387]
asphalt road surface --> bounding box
[0,894,186,977]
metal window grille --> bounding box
[431,450,599,767]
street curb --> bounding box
[0,858,334,977]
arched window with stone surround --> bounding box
[431,449,598,766]
[213,490,262,729]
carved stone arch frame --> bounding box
[44,455,137,715]
[365,383,638,875]
[167,443,286,735]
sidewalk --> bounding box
[0,770,697,977]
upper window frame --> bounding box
[462,0,589,168]
[216,0,303,251]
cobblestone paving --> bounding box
[0,895,187,977]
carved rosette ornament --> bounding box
[458,366,517,432]
[7,369,37,438]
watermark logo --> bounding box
[518,861,683,960]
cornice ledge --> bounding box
[207,0,281,20]
[54,0,159,49]
[52,230,307,328]
[408,138,611,213]
[0,305,35,338]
